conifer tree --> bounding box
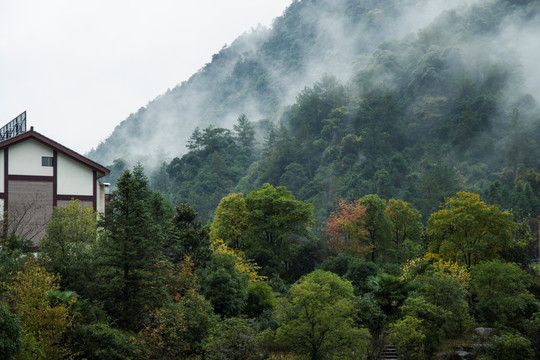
[97,165,164,329]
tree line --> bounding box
[1,163,539,359]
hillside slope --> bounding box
[87,0,487,168]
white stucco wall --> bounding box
[57,153,93,196]
[8,139,53,176]
[96,182,106,213]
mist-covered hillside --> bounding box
[91,0,540,225]
[88,0,508,167]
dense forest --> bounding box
[1,167,539,359]
[2,0,540,359]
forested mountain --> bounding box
[94,0,540,226]
[88,0,525,167]
[4,1,540,359]
[90,0,540,226]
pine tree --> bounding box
[97,165,165,329]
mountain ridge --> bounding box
[88,0,489,169]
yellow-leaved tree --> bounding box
[8,257,77,360]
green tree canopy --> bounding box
[244,183,313,275]
[209,193,249,250]
[275,270,370,360]
[427,192,517,268]
[359,194,393,262]
[199,253,249,317]
[471,260,538,328]
[39,200,97,296]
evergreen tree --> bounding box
[233,114,256,148]
[167,203,211,267]
[97,165,165,329]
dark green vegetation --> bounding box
[101,0,540,233]
[3,0,540,358]
[0,167,539,359]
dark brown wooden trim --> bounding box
[56,195,94,202]
[0,194,5,199]
[3,148,8,238]
[92,170,97,210]
[8,175,54,182]
[4,148,8,205]
[0,130,109,177]
[53,150,58,207]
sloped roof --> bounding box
[0,128,110,178]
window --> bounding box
[41,156,53,167]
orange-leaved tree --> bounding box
[324,199,372,257]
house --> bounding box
[0,112,110,248]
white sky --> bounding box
[0,0,292,155]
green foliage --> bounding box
[470,260,538,328]
[233,114,256,148]
[244,183,314,277]
[524,312,540,358]
[343,257,378,295]
[199,253,249,317]
[478,333,534,360]
[359,195,394,262]
[168,125,253,221]
[400,296,447,356]
[97,165,166,329]
[427,192,517,268]
[39,200,98,297]
[0,302,21,360]
[385,199,423,263]
[275,270,370,360]
[209,193,249,250]
[244,281,276,318]
[167,203,211,267]
[205,317,264,360]
[50,0,540,356]
[70,323,138,360]
[389,316,427,360]
[413,271,471,337]
[372,273,410,316]
[0,249,28,296]
[8,258,76,360]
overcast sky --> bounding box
[0,0,292,155]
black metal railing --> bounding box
[0,111,27,142]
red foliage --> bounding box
[323,199,373,256]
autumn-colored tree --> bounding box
[427,192,516,268]
[211,239,265,282]
[8,258,76,360]
[323,199,371,256]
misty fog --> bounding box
[87,0,539,173]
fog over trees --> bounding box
[3,0,540,359]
